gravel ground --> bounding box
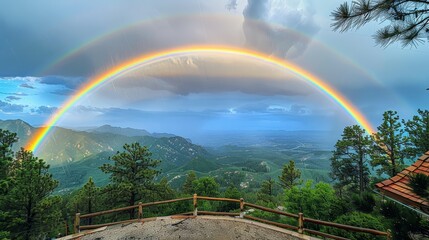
[79,216,318,240]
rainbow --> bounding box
[26,45,376,152]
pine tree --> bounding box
[260,178,275,196]
[331,0,429,47]
[403,109,429,156]
[0,129,17,182]
[278,160,301,190]
[75,177,99,225]
[100,143,160,219]
[0,129,17,239]
[331,125,372,195]
[371,111,411,177]
[182,171,197,195]
[257,178,277,203]
[4,148,61,240]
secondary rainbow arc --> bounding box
[26,45,376,152]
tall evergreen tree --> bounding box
[371,111,411,177]
[278,160,301,190]
[100,143,160,219]
[331,125,372,194]
[403,109,429,156]
[75,177,99,225]
[182,171,197,195]
[0,129,17,239]
[3,148,61,240]
[260,178,275,196]
[0,129,18,182]
[257,178,277,203]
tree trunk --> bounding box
[25,199,32,240]
[129,191,135,219]
[391,151,396,177]
[359,153,364,195]
[88,198,92,225]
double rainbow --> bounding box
[26,45,375,152]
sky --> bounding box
[0,0,428,141]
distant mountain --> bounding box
[90,124,151,137]
[0,119,35,151]
[89,124,176,138]
[0,120,209,168]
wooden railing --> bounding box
[73,194,391,240]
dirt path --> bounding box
[77,216,318,240]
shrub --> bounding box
[409,173,429,197]
[323,212,387,240]
[379,199,400,219]
[352,192,376,213]
[379,199,422,240]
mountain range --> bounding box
[0,119,208,167]
[0,119,333,193]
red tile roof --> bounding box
[375,151,429,213]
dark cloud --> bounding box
[42,15,244,77]
[39,76,85,90]
[0,1,238,76]
[243,0,267,20]
[240,0,320,58]
[5,96,21,101]
[116,75,309,96]
[31,106,58,114]
[0,100,26,113]
[19,83,35,89]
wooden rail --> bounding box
[304,217,389,236]
[73,194,391,240]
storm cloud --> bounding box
[240,0,320,58]
[0,0,240,77]
[0,100,26,113]
[39,76,85,90]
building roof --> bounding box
[375,151,429,213]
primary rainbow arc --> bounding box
[26,45,376,152]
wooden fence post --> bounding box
[64,220,68,236]
[74,213,80,233]
[138,202,143,219]
[193,193,198,216]
[298,212,304,234]
[240,198,244,218]
[387,229,392,240]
